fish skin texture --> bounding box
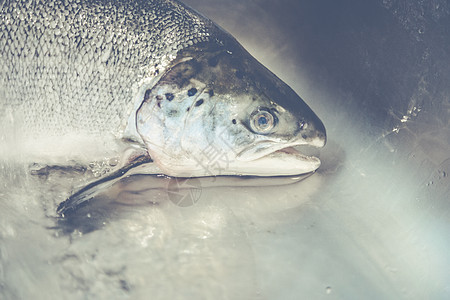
[0,0,212,137]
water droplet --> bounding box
[108,157,119,167]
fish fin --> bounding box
[57,154,153,216]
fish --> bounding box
[0,0,326,209]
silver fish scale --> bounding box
[0,0,211,137]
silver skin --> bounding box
[0,0,326,178]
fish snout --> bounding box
[298,115,326,148]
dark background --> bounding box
[184,0,450,137]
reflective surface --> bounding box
[1,0,449,299]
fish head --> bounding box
[136,40,326,177]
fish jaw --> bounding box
[134,151,319,178]
[145,146,321,177]
[227,136,324,176]
[226,147,321,176]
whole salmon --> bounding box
[0,0,326,179]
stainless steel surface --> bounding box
[0,1,448,299]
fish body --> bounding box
[0,0,210,162]
[0,0,326,179]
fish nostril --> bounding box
[299,120,308,130]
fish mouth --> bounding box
[231,142,322,176]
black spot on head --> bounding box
[195,99,204,107]
[187,88,197,96]
[235,70,244,79]
[208,90,214,97]
[165,93,174,101]
[156,95,163,108]
[232,119,236,124]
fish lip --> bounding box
[259,146,321,166]
[236,140,313,162]
[233,141,323,176]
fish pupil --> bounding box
[258,116,268,126]
[251,110,275,134]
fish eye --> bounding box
[250,109,276,134]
